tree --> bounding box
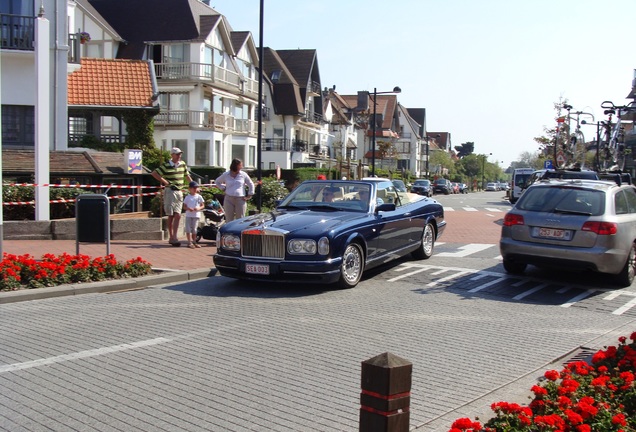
[459,154,482,178]
[429,150,455,178]
[454,142,474,158]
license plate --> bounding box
[245,263,269,275]
[537,227,568,239]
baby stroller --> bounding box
[196,196,225,243]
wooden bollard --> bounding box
[359,352,412,432]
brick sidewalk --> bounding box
[2,239,217,271]
[1,212,497,271]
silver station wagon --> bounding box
[500,179,636,286]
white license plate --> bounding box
[245,263,270,275]
[537,227,568,239]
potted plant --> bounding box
[79,31,91,44]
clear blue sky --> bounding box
[213,0,636,168]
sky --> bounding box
[212,0,636,168]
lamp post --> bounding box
[369,86,401,177]
[481,152,492,190]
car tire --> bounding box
[444,190,450,195]
[503,259,526,274]
[615,242,636,287]
[412,223,435,260]
[337,242,364,288]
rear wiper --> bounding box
[308,204,341,211]
[553,208,592,216]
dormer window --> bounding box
[271,70,282,83]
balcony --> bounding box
[241,78,258,97]
[154,109,257,135]
[292,139,308,152]
[309,80,321,95]
[1,14,34,51]
[301,110,323,125]
[256,106,270,121]
[154,62,240,89]
[263,138,290,151]
[68,134,127,147]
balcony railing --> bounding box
[154,62,240,88]
[154,109,257,135]
[241,78,258,96]
[263,138,290,151]
[1,14,34,51]
[309,80,321,95]
[68,134,127,147]
[256,106,270,121]
[292,139,308,152]
[301,111,323,124]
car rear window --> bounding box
[517,187,605,216]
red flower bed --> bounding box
[0,253,152,291]
[450,332,636,432]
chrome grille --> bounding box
[241,232,285,259]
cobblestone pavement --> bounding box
[1,268,634,431]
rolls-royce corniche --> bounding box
[213,179,446,288]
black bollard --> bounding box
[359,352,412,432]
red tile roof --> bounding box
[68,58,157,108]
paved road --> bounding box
[1,192,635,431]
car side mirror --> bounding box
[375,203,396,213]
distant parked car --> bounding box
[410,179,432,197]
[458,183,469,194]
[499,182,510,191]
[392,179,407,193]
[450,182,460,194]
[486,182,498,191]
[433,178,452,195]
[500,179,636,286]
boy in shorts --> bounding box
[184,181,205,248]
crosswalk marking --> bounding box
[444,207,455,211]
[437,244,494,258]
[485,208,503,212]
[463,207,478,212]
[513,283,550,300]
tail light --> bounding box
[503,213,525,226]
[581,221,617,235]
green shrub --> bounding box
[253,176,288,211]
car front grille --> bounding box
[241,231,285,259]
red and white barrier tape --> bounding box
[3,191,161,206]
[4,182,218,189]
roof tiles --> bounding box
[68,58,156,108]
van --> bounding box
[510,168,534,203]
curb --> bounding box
[0,267,217,304]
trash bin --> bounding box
[76,194,110,254]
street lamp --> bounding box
[481,153,492,190]
[425,133,440,179]
[369,86,401,177]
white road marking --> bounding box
[561,289,596,308]
[426,270,477,288]
[431,268,450,276]
[494,255,502,261]
[437,244,494,258]
[604,291,623,301]
[485,208,503,212]
[0,337,171,374]
[444,207,455,211]
[470,273,490,281]
[468,277,508,293]
[388,265,434,282]
[513,283,550,300]
[463,207,478,212]
[435,242,446,246]
[557,286,572,294]
[613,296,636,315]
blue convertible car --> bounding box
[213,179,446,288]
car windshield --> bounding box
[279,181,373,212]
[414,180,430,185]
[392,180,407,192]
[517,186,605,216]
[434,179,446,185]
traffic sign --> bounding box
[556,151,566,167]
[544,160,554,169]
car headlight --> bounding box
[317,237,329,255]
[287,239,317,255]
[221,234,240,251]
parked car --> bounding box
[451,182,460,194]
[486,182,498,191]
[410,179,432,197]
[433,178,452,195]
[214,179,446,288]
[510,168,534,203]
[458,183,469,194]
[392,179,407,193]
[499,182,510,191]
[500,179,636,286]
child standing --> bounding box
[183,181,205,249]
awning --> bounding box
[158,85,196,93]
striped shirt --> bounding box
[154,160,188,188]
